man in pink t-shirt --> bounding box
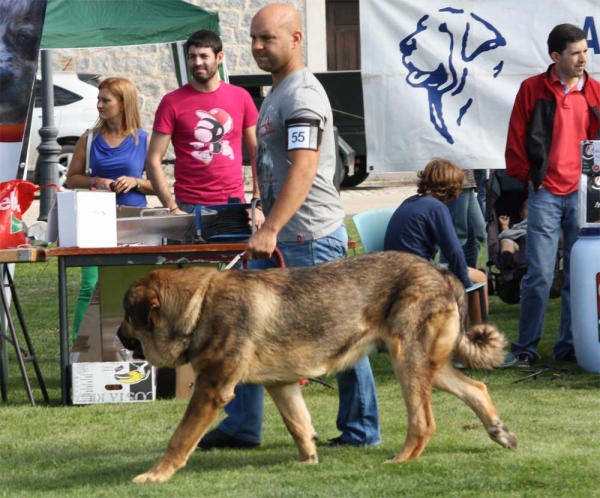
[146,30,262,213]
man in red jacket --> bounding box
[504,23,600,367]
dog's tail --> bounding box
[444,270,507,370]
[453,324,507,370]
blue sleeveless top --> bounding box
[89,129,149,207]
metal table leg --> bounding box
[0,272,35,406]
[58,257,70,405]
[6,269,49,403]
[0,337,6,402]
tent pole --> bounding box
[37,51,60,221]
[170,42,189,87]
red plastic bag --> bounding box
[0,180,55,248]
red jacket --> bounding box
[505,65,600,190]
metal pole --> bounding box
[37,51,61,222]
[0,264,9,389]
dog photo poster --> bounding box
[361,0,599,172]
[0,0,47,182]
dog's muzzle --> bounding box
[117,323,145,359]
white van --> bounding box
[27,73,100,186]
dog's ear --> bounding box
[126,285,161,332]
[145,289,161,332]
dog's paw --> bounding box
[132,456,182,484]
[295,453,318,465]
[488,420,518,450]
[132,466,176,484]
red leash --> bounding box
[237,247,286,269]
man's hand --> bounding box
[247,208,265,230]
[498,215,510,231]
[245,226,277,260]
[171,208,187,215]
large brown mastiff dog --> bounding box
[117,251,517,483]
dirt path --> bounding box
[340,174,417,218]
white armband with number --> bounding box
[285,118,322,151]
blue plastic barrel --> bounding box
[570,227,600,373]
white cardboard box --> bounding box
[57,191,117,247]
[72,361,156,404]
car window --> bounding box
[34,81,83,107]
[78,74,101,87]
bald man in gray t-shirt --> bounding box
[256,67,345,243]
[198,3,380,452]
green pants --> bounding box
[72,266,98,341]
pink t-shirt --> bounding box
[154,83,258,205]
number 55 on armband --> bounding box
[285,118,322,151]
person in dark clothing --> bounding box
[497,200,528,270]
[384,158,488,323]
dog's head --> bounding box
[399,9,506,144]
[117,267,218,368]
[0,0,45,124]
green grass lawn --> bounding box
[1,225,599,497]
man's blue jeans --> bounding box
[512,187,578,360]
[217,224,381,446]
[476,170,487,217]
[444,188,486,268]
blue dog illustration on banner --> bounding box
[399,7,506,144]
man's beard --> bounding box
[191,66,218,83]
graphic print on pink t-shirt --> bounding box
[190,108,234,164]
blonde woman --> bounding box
[66,77,152,201]
[65,77,153,338]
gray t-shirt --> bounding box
[256,68,345,242]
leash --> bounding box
[304,377,334,389]
[222,251,246,271]
[222,247,286,271]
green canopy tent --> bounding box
[41,0,220,49]
[40,0,223,85]
[35,0,223,219]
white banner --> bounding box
[361,0,600,171]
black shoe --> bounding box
[198,428,259,450]
[499,352,532,368]
[514,353,532,367]
[500,251,517,269]
[556,351,577,363]
[325,436,350,447]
